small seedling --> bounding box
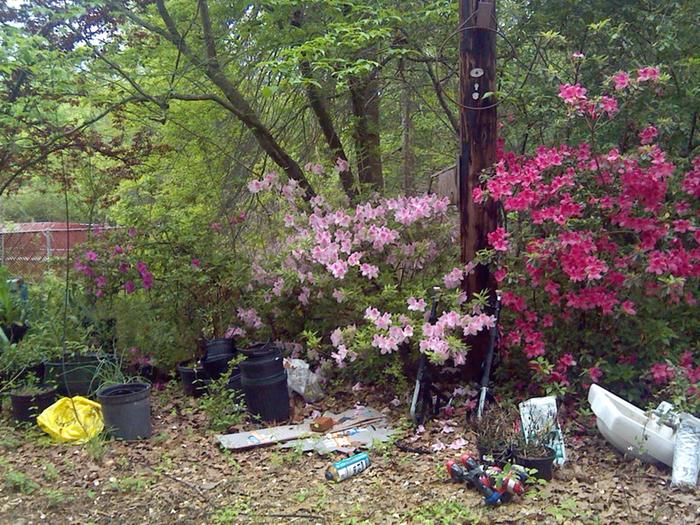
[42,462,61,482]
[4,469,40,494]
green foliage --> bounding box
[198,365,246,432]
[404,499,482,524]
[3,468,40,495]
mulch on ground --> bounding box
[0,383,697,525]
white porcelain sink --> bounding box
[588,384,676,466]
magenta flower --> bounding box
[84,250,98,262]
[95,275,107,289]
[127,228,138,238]
[141,271,154,290]
[487,227,509,251]
[588,367,603,383]
[191,258,201,268]
[247,180,263,193]
[638,126,658,145]
[407,297,426,312]
[124,281,136,294]
[650,363,674,384]
[359,263,379,280]
[113,245,124,255]
[620,301,636,315]
[334,157,350,173]
[558,83,588,104]
[612,71,630,90]
[637,66,660,82]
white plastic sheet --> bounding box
[285,358,323,402]
[671,413,700,488]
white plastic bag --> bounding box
[519,396,567,465]
[671,413,700,488]
[285,358,323,402]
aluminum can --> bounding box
[325,452,371,482]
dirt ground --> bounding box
[0,382,697,525]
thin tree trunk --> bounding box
[299,61,356,199]
[349,73,383,191]
[401,66,416,195]
[195,0,316,198]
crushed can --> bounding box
[325,452,371,482]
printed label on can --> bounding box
[327,452,371,481]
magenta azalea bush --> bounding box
[480,67,699,404]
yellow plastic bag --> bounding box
[37,396,104,444]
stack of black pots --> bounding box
[202,338,237,380]
[177,338,238,397]
[239,342,290,423]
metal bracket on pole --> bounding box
[475,1,495,29]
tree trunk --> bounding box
[401,69,416,195]
[196,0,316,200]
[299,60,356,199]
[349,73,383,191]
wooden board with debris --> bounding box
[216,407,389,451]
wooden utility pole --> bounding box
[459,0,499,375]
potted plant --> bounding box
[43,342,115,397]
[513,421,557,481]
[177,358,210,397]
[9,372,57,423]
[0,335,55,395]
[94,357,152,440]
[0,269,29,344]
[468,406,518,467]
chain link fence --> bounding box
[0,223,92,280]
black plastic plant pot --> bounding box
[17,362,46,384]
[2,323,29,344]
[43,354,110,397]
[514,446,556,481]
[97,383,152,440]
[239,341,280,359]
[202,339,236,381]
[10,386,57,422]
[203,355,235,381]
[241,370,290,423]
[477,444,514,468]
[239,345,284,379]
[226,366,243,390]
[204,338,237,359]
[177,361,210,397]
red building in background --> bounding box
[0,222,95,279]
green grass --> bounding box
[3,469,40,494]
[403,500,482,525]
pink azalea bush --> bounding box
[227,172,494,380]
[480,67,699,402]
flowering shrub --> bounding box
[228,173,495,381]
[73,232,154,299]
[72,218,252,367]
[480,67,699,402]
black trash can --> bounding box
[240,343,289,422]
[97,382,152,440]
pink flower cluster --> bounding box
[418,309,494,364]
[650,352,700,389]
[74,244,153,298]
[484,71,698,386]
